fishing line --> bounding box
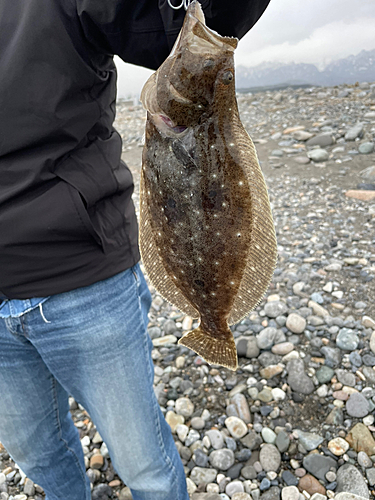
[167,0,192,10]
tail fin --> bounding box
[178,327,238,371]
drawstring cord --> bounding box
[167,0,192,10]
[39,302,51,323]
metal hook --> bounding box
[167,0,192,10]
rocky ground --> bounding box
[1,81,375,500]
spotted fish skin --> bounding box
[140,1,277,370]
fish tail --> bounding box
[178,327,238,371]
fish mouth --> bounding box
[159,114,187,134]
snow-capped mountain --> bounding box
[236,49,375,90]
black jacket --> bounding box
[0,0,270,299]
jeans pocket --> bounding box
[131,266,140,287]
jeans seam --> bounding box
[51,377,89,500]
[135,278,180,498]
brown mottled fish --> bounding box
[139,1,277,370]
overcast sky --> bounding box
[115,0,375,98]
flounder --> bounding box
[139,1,277,370]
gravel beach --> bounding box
[1,81,375,500]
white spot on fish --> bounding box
[198,257,202,262]
[229,143,235,147]
[239,181,243,186]
[222,202,227,207]
[213,214,218,218]
[216,232,220,236]
[210,145,215,149]
[211,292,216,296]
[237,233,241,237]
[215,261,219,265]
[212,174,217,179]
[230,281,235,285]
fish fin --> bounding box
[228,125,278,326]
[178,327,238,371]
[139,171,199,319]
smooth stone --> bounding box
[264,301,288,318]
[316,366,335,384]
[232,494,251,500]
[241,431,263,450]
[320,346,342,367]
[336,464,369,498]
[262,428,277,444]
[232,393,251,423]
[359,142,374,154]
[370,331,375,354]
[303,454,337,481]
[152,334,177,346]
[306,134,334,147]
[190,467,217,486]
[357,451,373,468]
[260,486,281,500]
[286,314,306,334]
[365,468,375,485]
[346,423,375,456]
[346,393,369,418]
[259,444,281,472]
[276,430,290,453]
[226,481,244,497]
[271,342,294,355]
[287,359,315,394]
[271,388,286,401]
[335,369,356,387]
[336,330,359,351]
[206,430,225,450]
[191,417,206,430]
[166,411,185,433]
[257,327,286,350]
[362,366,375,384]
[295,430,324,451]
[327,437,349,456]
[307,148,329,162]
[175,397,195,418]
[209,449,235,471]
[258,388,273,402]
[326,407,344,426]
[298,474,326,495]
[308,300,329,317]
[260,364,283,380]
[281,486,300,500]
[225,417,248,439]
[345,123,363,141]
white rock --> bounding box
[286,313,306,334]
[175,397,194,417]
[272,388,286,401]
[317,385,328,397]
[282,486,300,500]
[370,330,375,354]
[186,477,197,494]
[362,316,375,329]
[176,424,189,442]
[327,437,349,456]
[152,334,177,346]
[225,416,248,439]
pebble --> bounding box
[259,444,281,472]
[327,437,349,456]
[210,449,235,471]
[286,314,306,334]
[287,359,315,394]
[295,430,324,451]
[307,149,329,162]
[264,301,288,318]
[225,417,248,439]
[298,474,326,495]
[336,330,359,351]
[206,429,225,450]
[281,486,300,500]
[359,142,374,154]
[226,481,244,497]
[346,423,375,456]
[262,428,277,444]
[346,393,369,418]
[303,454,337,481]
[336,464,369,498]
[175,397,194,417]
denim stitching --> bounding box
[51,377,89,500]
[135,275,181,499]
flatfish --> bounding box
[139,1,277,370]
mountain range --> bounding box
[236,49,375,90]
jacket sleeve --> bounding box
[76,0,271,70]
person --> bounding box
[0,1,271,499]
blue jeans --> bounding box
[0,265,189,500]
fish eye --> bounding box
[203,58,215,70]
[222,70,234,85]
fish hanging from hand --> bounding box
[139,0,277,370]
